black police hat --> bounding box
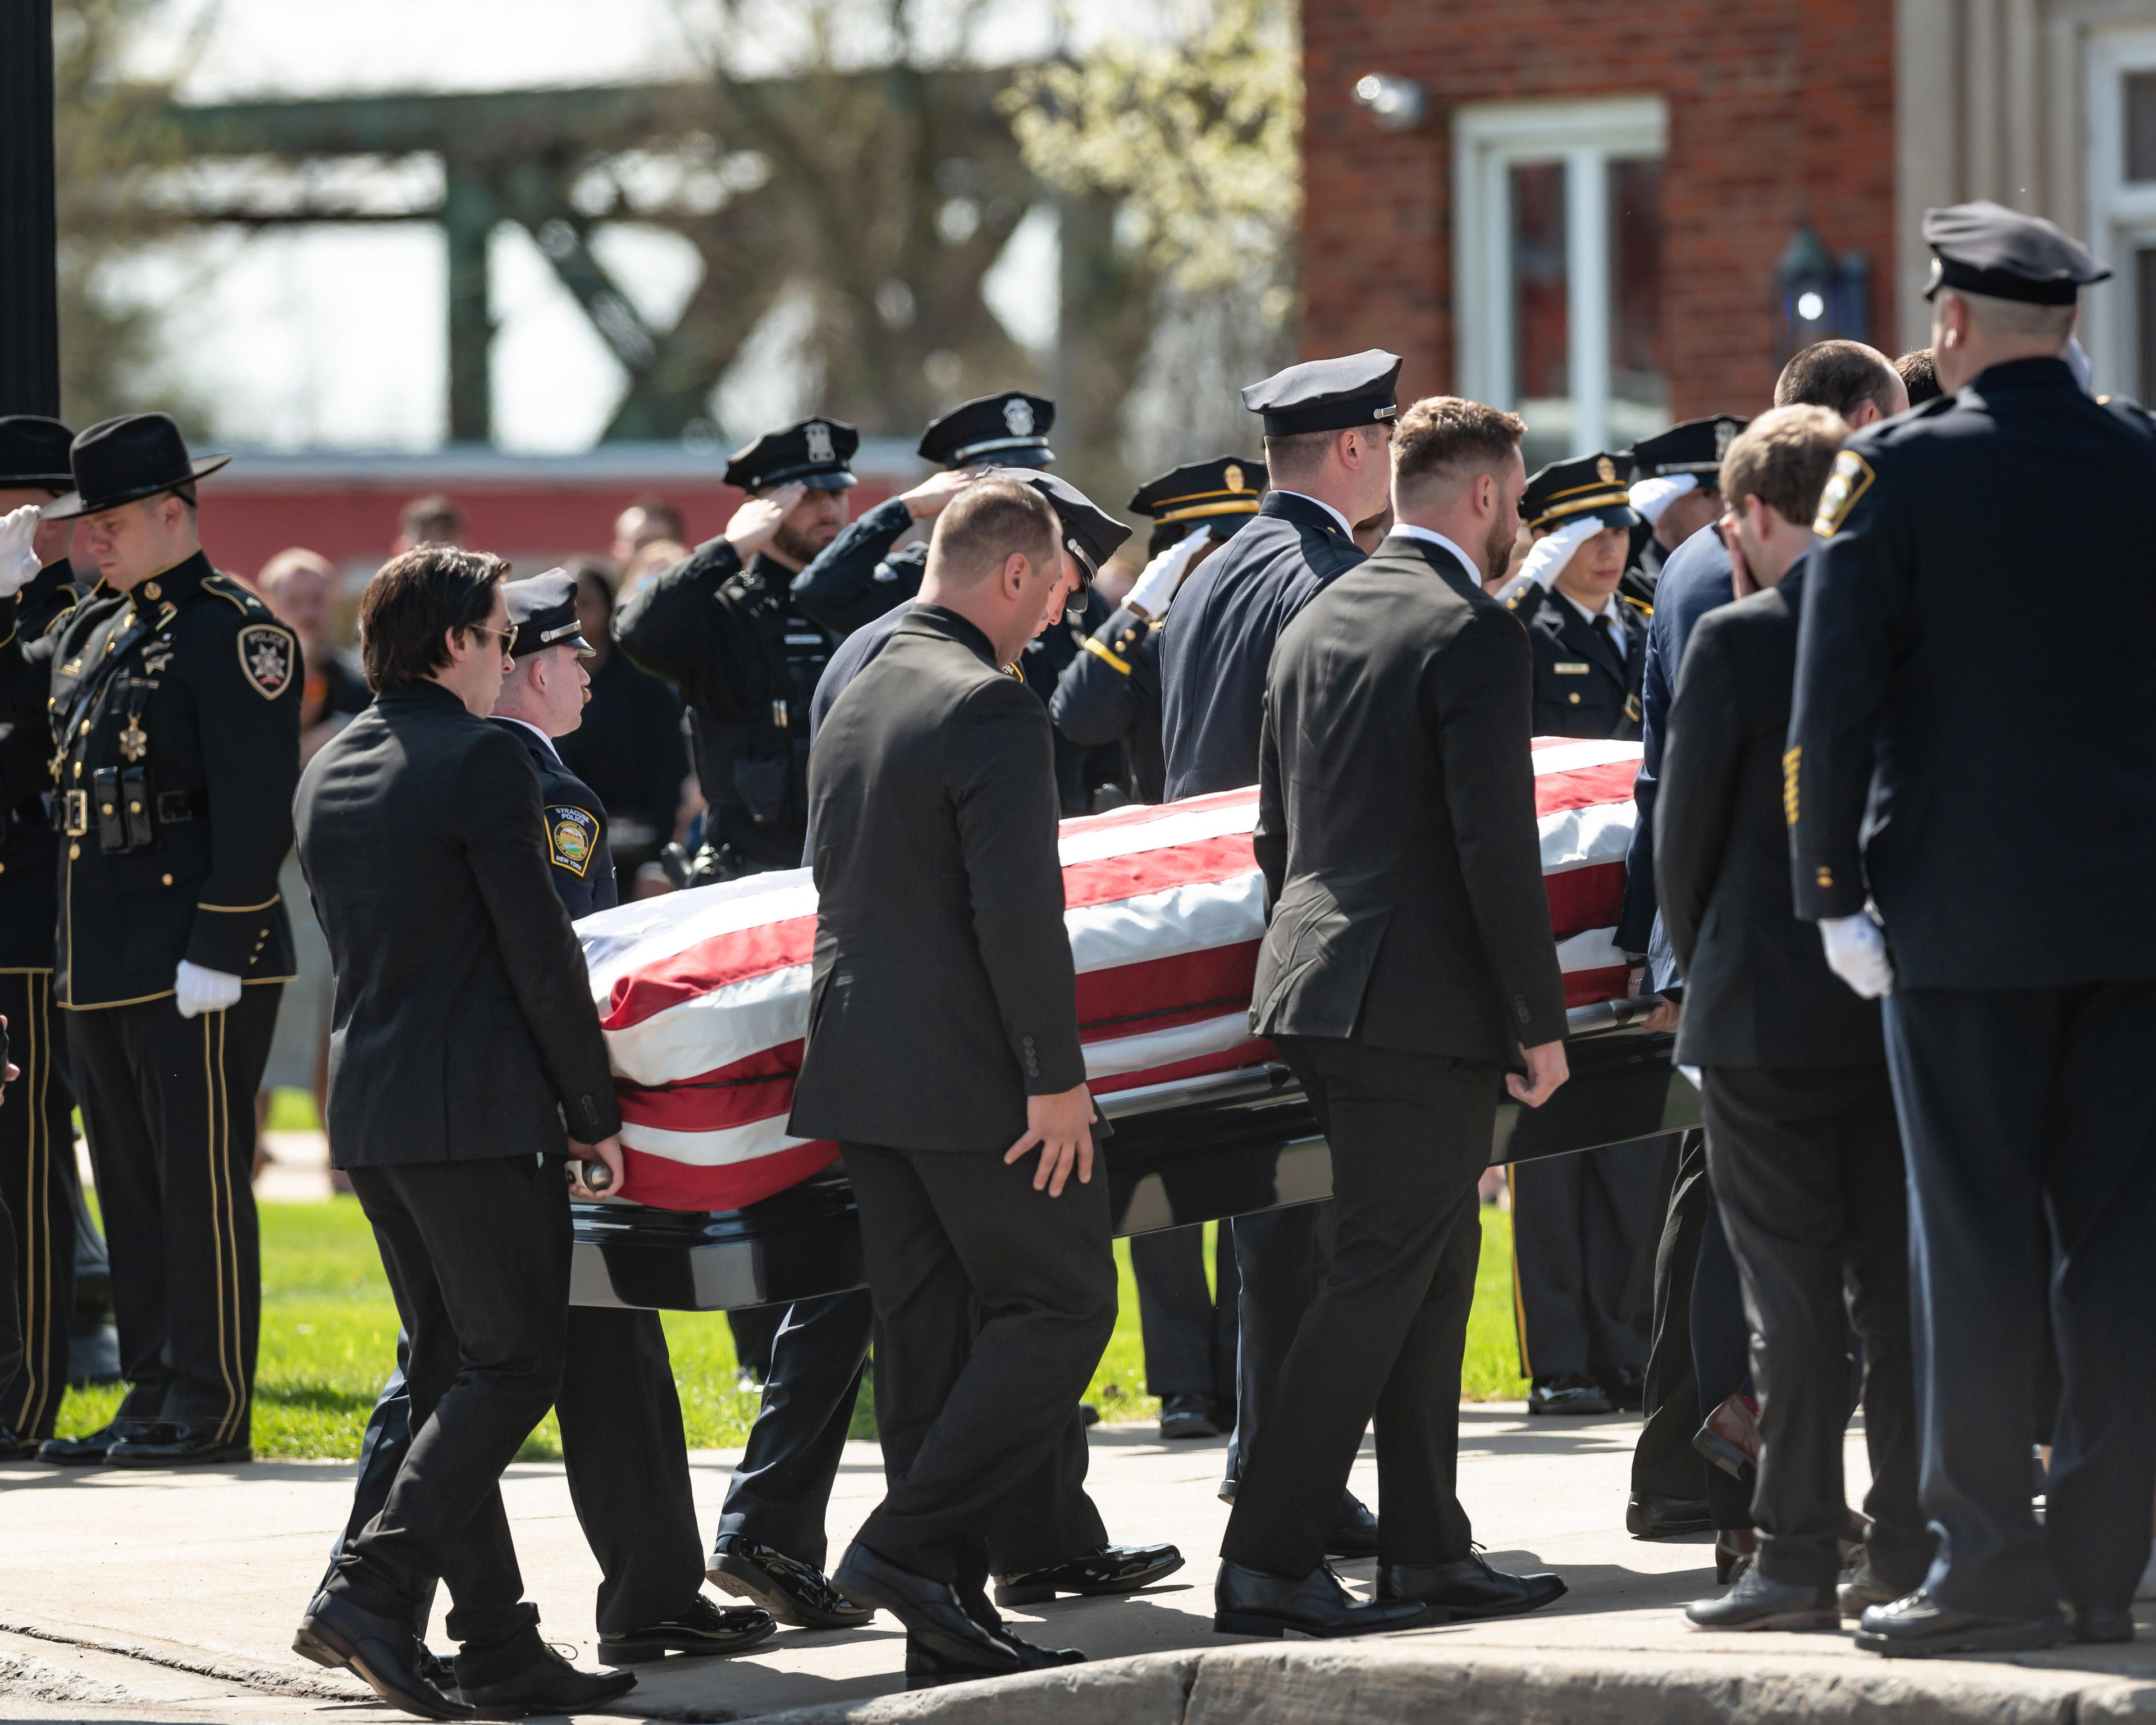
[1127,455,1266,530]
[1628,416,1748,483]
[1240,350,1402,437]
[503,568,595,658]
[0,416,76,490]
[43,413,231,521]
[724,417,860,492]
[1520,452,1643,533]
[1922,201,2111,306]
[1020,473,1131,583]
[919,392,1056,469]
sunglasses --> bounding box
[468,622,520,655]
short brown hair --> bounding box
[1774,340,1901,421]
[925,476,1058,587]
[257,546,337,596]
[1391,396,1527,501]
[397,492,465,546]
[1895,347,1942,406]
[1719,405,1847,530]
[359,545,507,692]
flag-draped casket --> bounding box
[576,738,1643,1212]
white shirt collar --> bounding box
[1272,488,1356,541]
[1556,586,1627,657]
[499,714,562,761]
[1386,523,1487,583]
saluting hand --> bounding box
[899,468,979,521]
[1005,1082,1097,1198]
[1508,1039,1569,1108]
[723,484,807,561]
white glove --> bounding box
[1516,517,1600,592]
[1819,913,1895,999]
[1627,473,1698,528]
[1124,528,1213,619]
[175,960,244,1019]
[0,505,42,600]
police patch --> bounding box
[547,805,599,877]
[1811,450,1875,537]
[236,624,296,699]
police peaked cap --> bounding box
[724,417,860,492]
[1922,201,2110,306]
[1020,472,1130,581]
[1127,455,1266,527]
[1240,350,1402,436]
[503,568,596,658]
[1520,452,1643,533]
[1628,416,1749,481]
[919,392,1056,469]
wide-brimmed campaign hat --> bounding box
[42,413,231,520]
[0,417,77,490]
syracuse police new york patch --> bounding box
[548,805,599,877]
[236,623,298,699]
[1811,450,1875,537]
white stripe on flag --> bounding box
[621,1112,818,1165]
[1068,874,1266,973]
[1083,1011,1259,1079]
[1540,800,1638,873]
[1057,797,1258,865]
[1529,739,1645,775]
[1556,927,1627,973]
[606,962,813,1085]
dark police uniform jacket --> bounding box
[791,605,1084,1152]
[492,719,619,920]
[0,551,299,1008]
[1050,605,1165,805]
[614,539,836,874]
[1655,565,1881,1069]
[1506,582,1648,741]
[0,559,81,969]
[1790,357,2156,988]
[1250,533,1566,1067]
[789,496,921,637]
[295,681,620,1167]
[1159,491,1364,800]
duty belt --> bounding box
[56,787,204,836]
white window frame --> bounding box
[1453,95,1669,456]
[2082,26,2156,400]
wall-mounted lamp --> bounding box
[1353,74,1427,133]
[1775,222,1871,359]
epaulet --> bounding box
[2102,393,2155,425]
[1621,593,1653,620]
[202,572,271,616]
[39,600,80,640]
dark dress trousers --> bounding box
[298,681,620,1656]
[1789,355,2156,1618]
[1222,531,1568,1576]
[1656,567,1927,1591]
[791,604,1116,1589]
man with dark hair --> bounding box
[1773,340,1908,422]
[1215,394,1569,1637]
[393,494,465,554]
[1896,348,1943,406]
[802,478,1118,1687]
[294,545,637,1721]
[1657,406,1931,1632]
[0,415,300,1469]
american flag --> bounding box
[576,737,1641,1212]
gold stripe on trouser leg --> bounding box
[200,1013,240,1444]
[217,1010,246,1444]
[26,973,57,1432]
[1507,1163,1532,1379]
[13,974,47,1432]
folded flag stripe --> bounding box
[580,741,1645,1211]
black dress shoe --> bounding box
[1627,1493,1712,1540]
[906,1611,1084,1691]
[2072,1604,2136,1645]
[599,1594,778,1663]
[458,1643,636,1719]
[37,1418,157,1465]
[1837,1559,1907,1618]
[1377,1553,1566,1621]
[1685,1566,1839,1631]
[1214,1559,1432,1639]
[293,1591,473,1721]
[1159,1393,1223,1440]
[707,1532,876,1630]
[993,1543,1183,1606]
[1325,1493,1382,1559]
[834,1541,1036,1670]
[1854,1587,2064,1656]
[0,1423,43,1461]
[107,1421,252,1467]
[1527,1373,1614,1416]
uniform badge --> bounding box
[236,624,297,699]
[1715,419,1737,460]
[804,420,834,464]
[1811,450,1875,537]
[119,715,148,761]
[1224,462,1245,494]
[1003,396,1035,437]
[547,805,599,877]
[1595,454,1617,482]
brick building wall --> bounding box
[1299,0,1898,421]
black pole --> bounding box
[0,0,61,416]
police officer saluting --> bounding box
[1505,454,1650,741]
[614,417,856,887]
[0,414,300,1466]
[1624,416,1745,592]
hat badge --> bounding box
[1002,396,1035,437]
[1223,463,1244,494]
[804,421,834,464]
[1714,421,1735,460]
[1595,455,1616,483]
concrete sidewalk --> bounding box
[2,1409,2150,1724]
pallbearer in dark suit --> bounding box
[1216,397,1570,1639]
[1656,408,1931,1633]
[797,478,1118,1689]
[1792,202,2154,1658]
[293,546,636,1722]
[0,418,83,1460]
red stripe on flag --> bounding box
[1543,862,1625,941]
[617,1139,842,1212]
[618,1039,805,1134]
[1536,761,1639,817]
[1563,964,1630,1008]
[603,916,816,1031]
[1061,833,1258,912]
[1075,942,1260,1034]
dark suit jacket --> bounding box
[295,680,621,1167]
[1657,566,1882,1069]
[789,605,1084,1152]
[1249,532,1568,1067]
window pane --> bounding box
[1607,156,1667,442]
[2139,248,2156,407]
[1510,161,1568,465]
[2128,72,2156,181]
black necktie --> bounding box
[1592,613,1618,657]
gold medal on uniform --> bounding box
[119,715,148,761]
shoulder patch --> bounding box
[236,623,298,699]
[1811,450,1876,537]
[546,805,600,877]
[204,572,270,615]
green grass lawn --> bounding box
[56,1198,1532,1459]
